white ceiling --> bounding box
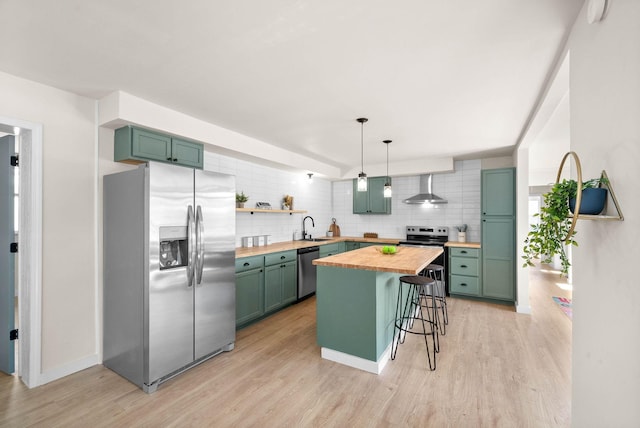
[0,0,583,176]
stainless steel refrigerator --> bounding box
[103,162,235,393]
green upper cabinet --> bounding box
[353,176,391,214]
[115,126,204,169]
[481,168,514,216]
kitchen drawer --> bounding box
[320,243,341,257]
[450,275,480,296]
[264,250,297,266]
[450,256,479,276]
[449,247,480,258]
[235,255,264,273]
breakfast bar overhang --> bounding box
[313,246,443,374]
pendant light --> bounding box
[383,140,392,198]
[357,118,368,192]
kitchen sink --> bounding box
[299,237,334,242]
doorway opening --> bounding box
[0,117,43,388]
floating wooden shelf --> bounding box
[236,208,307,215]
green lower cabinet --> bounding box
[449,247,481,297]
[319,242,345,257]
[235,267,264,326]
[235,255,265,327]
[345,242,360,252]
[264,260,297,313]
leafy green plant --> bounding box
[236,191,248,203]
[523,180,576,276]
[522,177,607,276]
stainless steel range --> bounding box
[399,226,449,247]
[398,226,449,292]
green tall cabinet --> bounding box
[353,177,391,214]
[481,168,516,302]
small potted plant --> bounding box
[569,177,608,215]
[523,176,608,276]
[455,224,467,242]
[236,191,248,208]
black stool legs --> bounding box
[391,276,438,371]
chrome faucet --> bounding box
[302,216,315,240]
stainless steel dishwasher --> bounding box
[297,246,319,300]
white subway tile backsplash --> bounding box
[205,151,483,246]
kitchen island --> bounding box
[313,245,442,374]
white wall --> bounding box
[569,1,640,426]
[332,160,482,242]
[203,151,333,245]
[0,71,98,374]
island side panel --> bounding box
[316,266,378,361]
[375,271,404,359]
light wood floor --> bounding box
[1,267,571,427]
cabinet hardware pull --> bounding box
[461,265,467,268]
[461,250,467,254]
[166,157,172,161]
[461,283,467,286]
[281,255,286,259]
[173,158,178,161]
[243,262,250,266]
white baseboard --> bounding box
[36,354,100,386]
[516,303,532,314]
[321,344,392,375]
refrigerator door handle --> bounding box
[187,205,196,287]
[195,205,205,285]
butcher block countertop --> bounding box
[313,245,443,275]
[235,236,401,258]
[444,241,481,249]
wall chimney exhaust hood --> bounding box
[403,174,447,204]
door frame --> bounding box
[0,116,43,388]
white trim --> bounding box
[38,353,100,386]
[516,304,532,314]
[0,116,43,388]
[321,344,392,375]
[94,102,102,362]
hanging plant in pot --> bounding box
[522,176,608,276]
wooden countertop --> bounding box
[444,241,481,249]
[235,236,401,258]
[313,245,443,275]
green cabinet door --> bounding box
[482,217,515,300]
[235,267,264,326]
[131,128,172,162]
[264,264,283,312]
[367,177,390,214]
[281,261,298,304]
[264,260,297,312]
[352,177,391,214]
[482,168,515,216]
[172,138,204,168]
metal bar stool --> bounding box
[421,264,448,335]
[391,275,438,371]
